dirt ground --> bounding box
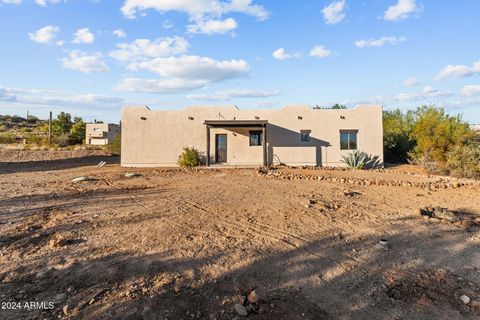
[1,151,480,320]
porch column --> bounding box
[262,124,267,166]
[206,125,211,166]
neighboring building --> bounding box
[86,122,120,145]
[121,105,384,167]
[471,124,480,131]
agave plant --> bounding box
[341,150,369,169]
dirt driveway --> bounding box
[1,153,479,319]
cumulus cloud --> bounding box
[355,36,406,48]
[401,77,420,87]
[62,50,109,73]
[110,37,189,62]
[28,26,60,44]
[322,0,346,25]
[461,85,480,97]
[272,48,301,60]
[72,28,95,44]
[113,29,127,39]
[434,60,480,81]
[309,45,332,58]
[120,0,268,20]
[116,55,250,93]
[187,89,281,101]
[384,0,419,21]
[187,18,237,35]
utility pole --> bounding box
[48,111,52,144]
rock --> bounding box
[460,295,471,304]
[125,173,141,179]
[470,300,480,308]
[54,293,67,303]
[269,303,276,309]
[247,287,266,303]
[63,305,69,315]
[235,304,248,317]
[35,271,46,279]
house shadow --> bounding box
[266,124,331,166]
[0,155,120,174]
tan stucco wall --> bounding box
[121,105,383,167]
[85,123,120,145]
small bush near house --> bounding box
[446,134,480,179]
[178,147,200,167]
[341,150,369,169]
[107,134,121,155]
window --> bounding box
[300,130,311,142]
[340,131,358,150]
[93,128,100,132]
[249,131,262,146]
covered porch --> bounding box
[204,120,268,167]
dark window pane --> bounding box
[301,132,310,142]
[340,141,348,150]
[348,132,357,149]
[249,131,262,146]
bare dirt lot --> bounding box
[1,151,480,320]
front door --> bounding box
[215,134,227,163]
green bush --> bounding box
[26,134,47,145]
[0,133,16,144]
[341,150,369,169]
[446,134,480,179]
[383,109,415,163]
[107,134,121,155]
[177,147,200,167]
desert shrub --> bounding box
[107,133,121,155]
[341,150,369,169]
[446,134,480,178]
[409,106,470,168]
[68,120,86,145]
[0,133,16,144]
[51,134,70,147]
[177,147,200,167]
[26,134,47,145]
[383,109,415,163]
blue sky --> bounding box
[0,0,479,123]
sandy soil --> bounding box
[1,151,480,320]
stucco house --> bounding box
[85,122,120,145]
[121,105,383,167]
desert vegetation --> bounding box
[384,106,479,178]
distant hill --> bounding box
[0,115,47,136]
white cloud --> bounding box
[62,50,109,73]
[113,29,127,39]
[0,86,124,110]
[309,45,332,58]
[401,77,420,87]
[116,55,250,93]
[121,0,269,20]
[28,26,60,44]
[355,36,406,48]
[384,0,419,22]
[461,85,480,97]
[187,89,281,101]
[72,28,95,44]
[187,18,237,35]
[322,0,346,25]
[272,48,301,60]
[1,0,64,5]
[110,37,189,62]
[35,0,63,6]
[394,85,452,102]
[434,60,480,81]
